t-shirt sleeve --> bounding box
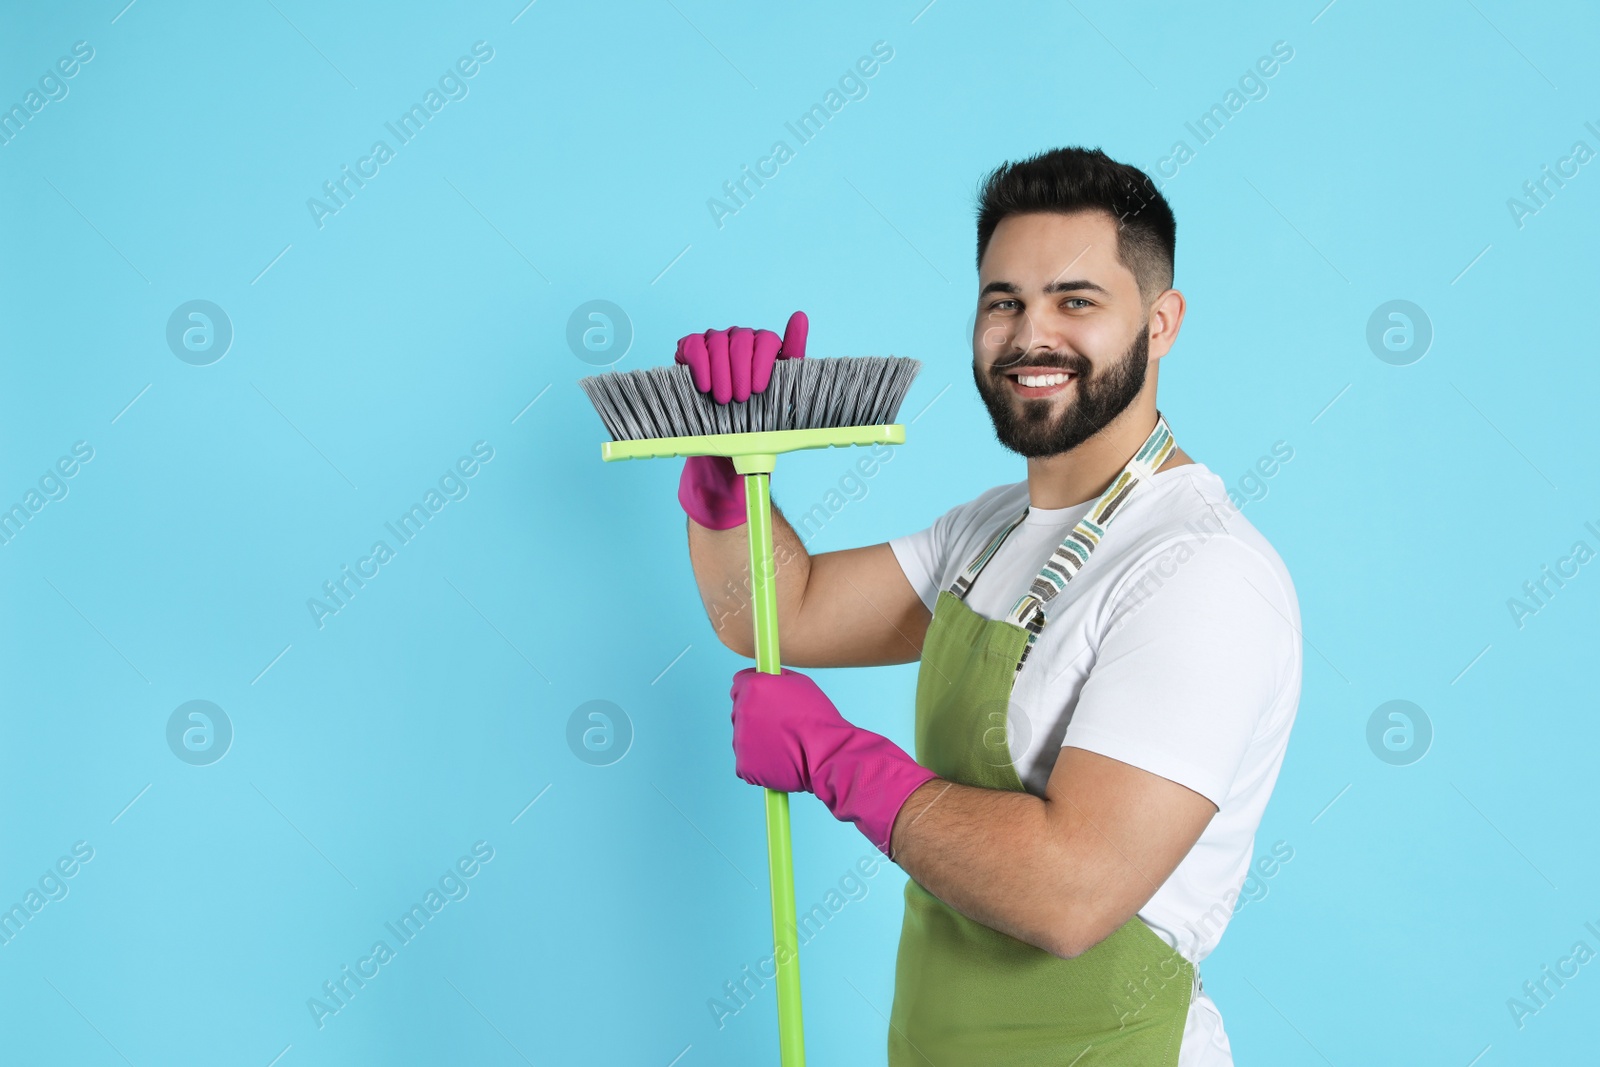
[887,486,1009,613]
[887,510,953,614]
[1059,534,1296,808]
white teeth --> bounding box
[1016,373,1073,387]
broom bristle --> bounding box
[578,356,922,442]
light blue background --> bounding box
[2,1,1597,1063]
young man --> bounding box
[678,146,1302,1066]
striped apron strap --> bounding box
[1006,412,1177,673]
[947,505,1031,600]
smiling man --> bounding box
[681,146,1303,1066]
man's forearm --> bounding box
[888,778,1080,958]
[686,496,811,655]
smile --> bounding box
[1005,370,1078,398]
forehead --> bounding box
[979,210,1134,290]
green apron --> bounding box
[888,413,1195,1066]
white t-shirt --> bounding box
[887,461,1302,1067]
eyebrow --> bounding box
[979,279,1112,298]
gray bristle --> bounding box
[577,357,923,442]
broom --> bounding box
[578,354,922,1067]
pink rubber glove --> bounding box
[730,666,939,858]
[675,311,809,529]
[678,454,746,530]
[675,311,809,404]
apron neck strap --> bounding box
[945,411,1178,673]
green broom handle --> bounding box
[742,466,806,1067]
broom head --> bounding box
[579,356,922,469]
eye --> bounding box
[984,299,1019,312]
[1064,297,1093,309]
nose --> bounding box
[983,311,1066,374]
[1023,307,1070,356]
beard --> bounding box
[971,323,1150,458]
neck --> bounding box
[1024,401,1193,510]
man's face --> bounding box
[972,210,1154,458]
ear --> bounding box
[1146,288,1186,361]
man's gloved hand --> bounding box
[676,311,809,404]
[675,312,809,531]
[730,666,939,858]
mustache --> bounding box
[986,352,1090,376]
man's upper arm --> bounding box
[1044,747,1215,958]
[779,494,961,668]
[783,542,932,668]
[1044,534,1297,956]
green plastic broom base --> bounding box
[600,424,905,474]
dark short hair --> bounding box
[975,147,1176,304]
